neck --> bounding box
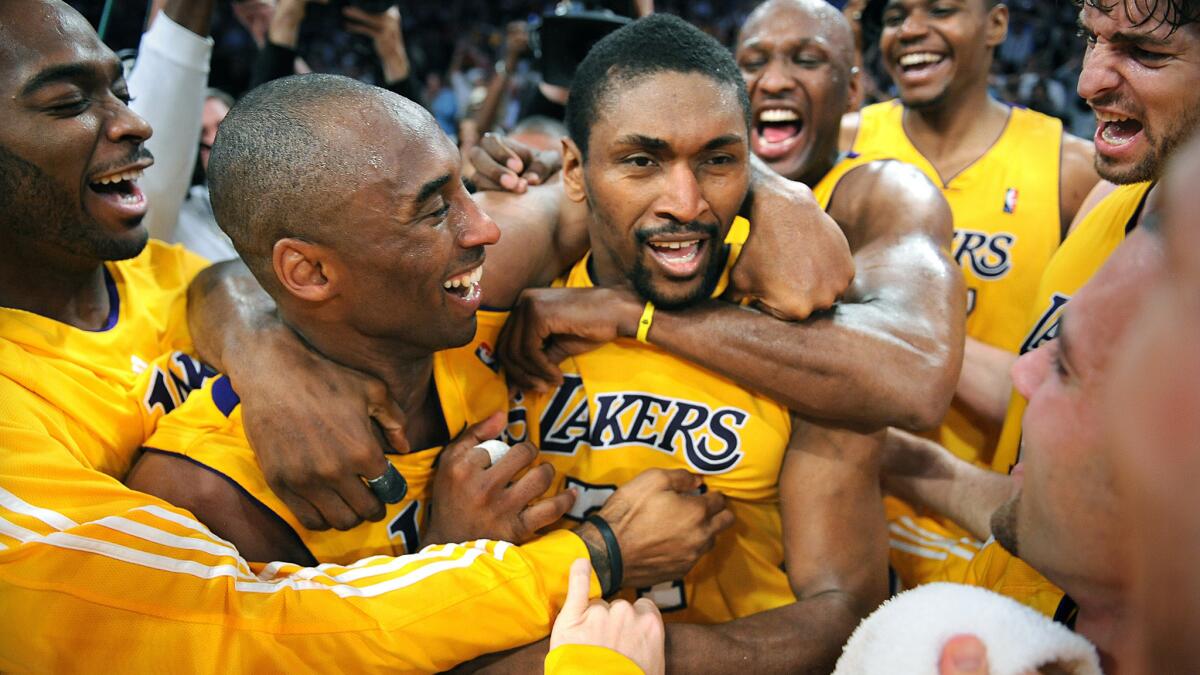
[282,310,436,415]
[902,83,1008,158]
[1072,588,1133,674]
[0,239,111,330]
[798,149,840,189]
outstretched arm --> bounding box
[186,260,405,531]
[660,419,889,673]
[880,428,1013,541]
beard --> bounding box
[1094,98,1200,185]
[990,492,1021,557]
[631,220,726,310]
[0,143,148,262]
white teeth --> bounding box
[758,108,799,123]
[899,52,944,67]
[443,265,483,291]
[92,168,144,185]
[1096,111,1132,124]
[649,240,698,251]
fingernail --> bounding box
[506,157,523,172]
[526,172,540,184]
[500,173,518,190]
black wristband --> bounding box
[585,514,623,597]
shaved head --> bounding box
[740,0,857,67]
[208,74,438,287]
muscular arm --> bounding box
[662,420,889,673]
[880,428,1013,541]
[126,450,317,564]
[645,161,964,431]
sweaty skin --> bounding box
[838,0,1100,429]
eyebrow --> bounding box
[20,61,120,97]
[1076,15,1172,47]
[612,133,744,153]
[614,134,669,150]
[414,173,452,206]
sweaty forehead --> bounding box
[0,1,112,85]
[740,0,855,57]
[593,71,746,143]
[1081,0,1200,42]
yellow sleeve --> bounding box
[0,413,598,672]
[545,645,647,675]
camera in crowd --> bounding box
[532,0,636,88]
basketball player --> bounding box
[473,0,964,440]
[848,0,1100,468]
[0,4,718,671]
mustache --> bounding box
[91,147,154,178]
[1088,93,1142,118]
[635,221,720,245]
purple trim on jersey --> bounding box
[212,376,242,417]
[87,266,121,332]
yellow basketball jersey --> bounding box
[502,225,796,624]
[144,329,511,564]
[0,240,211,478]
[0,244,595,672]
[853,100,1064,464]
[991,181,1154,473]
[811,151,881,210]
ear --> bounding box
[985,3,1009,49]
[272,238,340,303]
[845,63,864,114]
[561,137,588,204]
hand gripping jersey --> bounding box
[881,183,1151,617]
[0,242,594,673]
[494,218,798,624]
[853,100,1065,466]
[144,338,512,563]
[991,181,1154,474]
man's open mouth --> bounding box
[443,264,483,302]
[753,107,805,160]
[86,166,148,221]
[1095,110,1144,150]
[895,51,948,82]
[645,237,709,278]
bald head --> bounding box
[740,0,857,67]
[208,74,440,285]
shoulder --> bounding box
[831,159,952,250]
[129,240,212,289]
[1059,133,1099,191]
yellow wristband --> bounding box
[636,301,655,343]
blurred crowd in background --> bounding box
[69,0,1096,151]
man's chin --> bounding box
[86,224,150,262]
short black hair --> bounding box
[207,74,425,287]
[565,13,750,159]
[1077,0,1200,34]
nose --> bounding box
[654,163,710,225]
[456,193,501,249]
[757,56,795,95]
[104,97,153,145]
[897,10,930,42]
[1011,344,1051,401]
[1077,41,1121,104]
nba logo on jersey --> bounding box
[475,342,499,372]
[1003,188,1019,214]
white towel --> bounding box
[834,583,1102,675]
